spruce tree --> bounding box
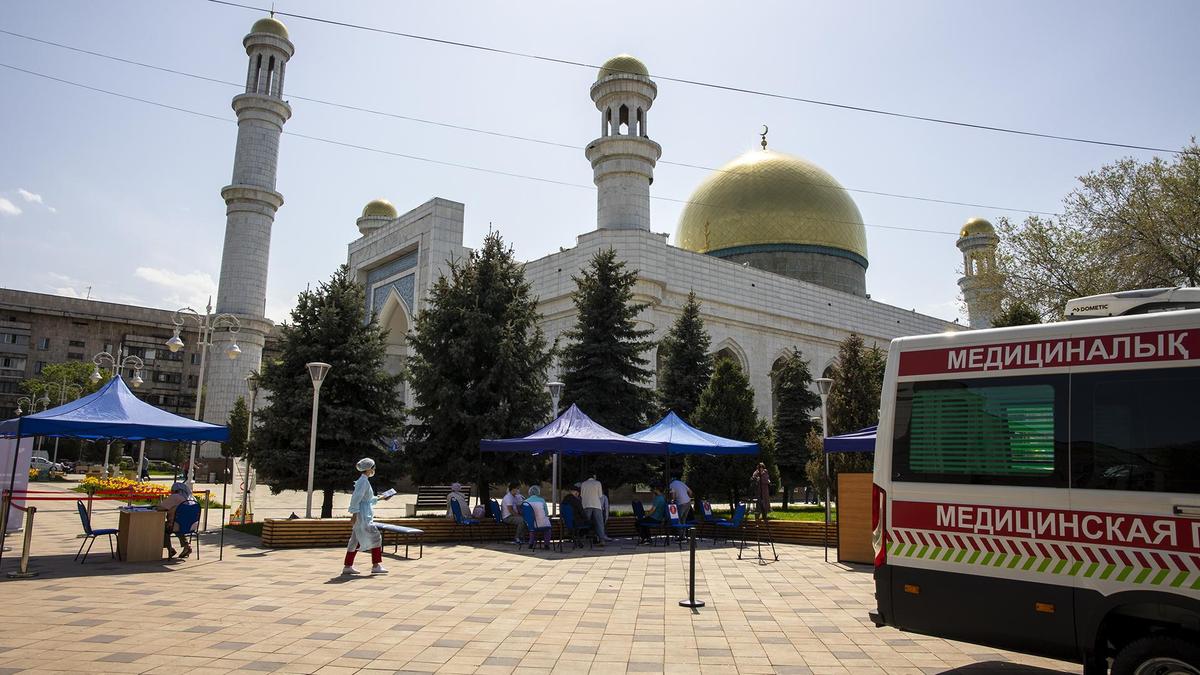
[405,232,553,500]
[685,357,776,510]
[222,397,249,458]
[559,248,656,487]
[656,291,712,422]
[252,265,405,518]
[772,348,820,508]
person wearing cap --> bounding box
[344,457,393,575]
[445,482,470,521]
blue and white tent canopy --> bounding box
[629,411,758,456]
[0,375,229,442]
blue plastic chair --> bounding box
[450,498,481,544]
[712,503,747,546]
[633,500,667,546]
[172,501,202,560]
[74,500,117,563]
[489,499,512,542]
[520,502,554,551]
[561,503,592,549]
[666,501,694,548]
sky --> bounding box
[1,0,1197,324]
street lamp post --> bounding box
[91,349,145,477]
[241,372,260,525]
[305,362,331,519]
[165,297,241,486]
[41,382,82,464]
[814,377,833,562]
[547,381,564,515]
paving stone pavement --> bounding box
[0,487,1081,674]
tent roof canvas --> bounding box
[480,404,663,456]
[823,426,876,454]
[629,411,758,455]
[0,375,229,442]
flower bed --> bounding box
[72,476,226,508]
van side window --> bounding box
[1071,366,1200,494]
[893,374,1068,486]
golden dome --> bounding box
[675,149,868,262]
[361,199,398,219]
[251,16,289,39]
[597,54,649,81]
[959,217,995,238]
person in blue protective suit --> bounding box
[343,457,393,575]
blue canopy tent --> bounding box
[481,404,665,511]
[0,375,230,563]
[630,411,759,456]
[630,410,758,488]
[821,425,877,561]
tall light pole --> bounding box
[91,349,145,477]
[15,395,51,464]
[305,362,331,519]
[814,377,833,562]
[41,382,82,464]
[547,381,564,515]
[241,372,260,525]
[166,297,241,485]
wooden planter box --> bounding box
[261,515,837,549]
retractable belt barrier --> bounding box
[1,490,39,578]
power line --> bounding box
[204,0,1186,155]
[0,28,1059,217]
[0,61,968,237]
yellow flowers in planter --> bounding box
[79,475,170,497]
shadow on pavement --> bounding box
[937,663,1079,674]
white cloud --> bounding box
[134,267,218,310]
[0,197,21,216]
[16,188,43,204]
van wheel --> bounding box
[1111,635,1200,675]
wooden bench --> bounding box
[414,485,471,514]
[375,523,424,559]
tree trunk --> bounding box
[477,473,489,513]
[782,481,791,510]
[321,488,334,519]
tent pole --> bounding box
[1,423,23,566]
[551,452,558,516]
[103,441,112,479]
[136,440,146,482]
[219,455,229,561]
[824,450,830,563]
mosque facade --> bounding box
[339,52,1002,418]
[205,18,1000,421]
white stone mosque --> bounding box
[209,18,1002,428]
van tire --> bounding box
[1110,635,1200,675]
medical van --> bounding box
[870,288,1200,674]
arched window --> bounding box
[618,104,630,135]
[266,55,276,96]
[636,107,645,136]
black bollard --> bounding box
[678,527,705,608]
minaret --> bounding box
[204,16,293,436]
[584,54,662,231]
[957,217,1002,328]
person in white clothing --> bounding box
[580,475,612,543]
[445,482,470,521]
[668,476,693,523]
[344,457,393,575]
[500,482,527,543]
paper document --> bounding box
[378,488,397,499]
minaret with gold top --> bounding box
[205,15,294,437]
[585,54,662,231]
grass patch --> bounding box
[225,522,263,537]
[708,504,834,522]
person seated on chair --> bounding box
[156,481,196,559]
[445,482,470,521]
[561,484,590,544]
[500,482,526,544]
[524,485,552,549]
[636,483,668,544]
